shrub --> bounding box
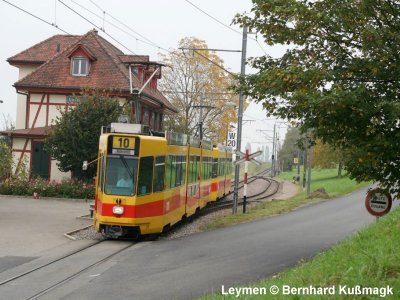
[0,177,95,200]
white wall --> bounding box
[15,65,38,129]
[50,160,71,181]
[11,138,31,175]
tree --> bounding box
[312,139,342,170]
[278,127,302,171]
[0,114,15,181]
[45,92,122,180]
[160,37,243,143]
[235,1,400,197]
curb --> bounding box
[64,225,94,241]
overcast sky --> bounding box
[0,0,289,154]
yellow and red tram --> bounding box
[93,123,232,238]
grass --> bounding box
[202,206,400,299]
[279,168,371,198]
[200,167,370,231]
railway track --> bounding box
[0,236,154,299]
[193,167,280,216]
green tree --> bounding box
[160,37,242,143]
[45,92,122,180]
[0,114,15,181]
[278,127,301,171]
[235,0,400,197]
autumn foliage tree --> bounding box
[45,92,122,180]
[160,37,244,144]
[311,140,342,170]
[235,1,400,197]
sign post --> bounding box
[234,150,262,213]
[365,188,392,220]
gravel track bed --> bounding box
[70,225,104,240]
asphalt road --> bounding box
[32,186,388,300]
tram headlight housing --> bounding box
[113,205,124,215]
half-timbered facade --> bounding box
[1,30,176,181]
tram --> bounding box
[92,123,232,238]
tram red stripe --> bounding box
[99,201,164,218]
[98,193,185,218]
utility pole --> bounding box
[232,26,247,214]
[302,149,307,190]
[199,93,204,140]
[307,144,312,196]
[271,123,276,177]
[297,149,301,176]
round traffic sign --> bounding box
[365,188,392,217]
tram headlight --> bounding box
[113,205,124,215]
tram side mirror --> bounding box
[82,161,88,171]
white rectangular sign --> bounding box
[227,131,237,148]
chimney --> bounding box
[56,43,61,52]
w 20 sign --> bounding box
[227,131,237,148]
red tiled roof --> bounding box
[0,126,53,138]
[11,30,176,112]
[7,35,81,65]
[118,55,149,63]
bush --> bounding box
[0,177,95,199]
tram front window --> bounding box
[104,156,138,196]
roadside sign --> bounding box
[365,188,392,217]
[227,131,237,148]
[293,157,299,164]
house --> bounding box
[1,29,176,181]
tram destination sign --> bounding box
[111,136,136,156]
[365,188,392,217]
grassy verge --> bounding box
[202,207,400,299]
[200,168,370,231]
[279,168,371,198]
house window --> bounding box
[71,57,89,76]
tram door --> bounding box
[31,142,50,179]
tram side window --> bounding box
[203,157,207,180]
[189,156,195,183]
[208,157,212,179]
[182,156,187,185]
[153,156,165,192]
[202,157,209,180]
[166,155,177,189]
[196,156,200,181]
[223,158,227,176]
[175,155,187,187]
[212,158,218,178]
[224,158,228,175]
[228,158,232,175]
[175,156,183,187]
[138,156,154,196]
[203,157,212,180]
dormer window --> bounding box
[71,57,89,76]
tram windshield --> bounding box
[104,155,138,196]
